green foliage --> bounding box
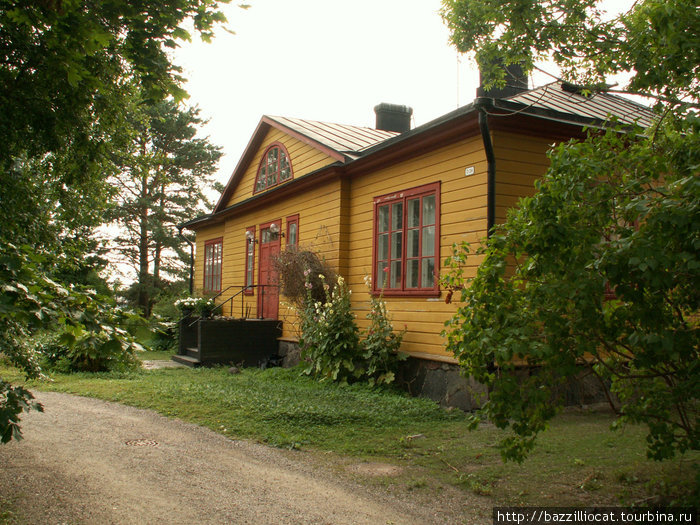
[0,0,234,442]
[0,0,233,166]
[174,296,215,318]
[0,244,140,438]
[442,125,699,463]
[299,270,408,386]
[441,0,699,478]
[360,276,408,386]
[110,98,222,316]
[38,290,143,373]
[441,0,699,104]
[0,382,43,444]
[300,274,361,384]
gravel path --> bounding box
[0,392,484,524]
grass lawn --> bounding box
[1,362,697,508]
[137,348,177,361]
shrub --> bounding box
[273,249,336,308]
[174,296,214,317]
[38,290,142,373]
[360,276,407,385]
[299,270,407,386]
[300,273,361,383]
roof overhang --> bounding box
[187,86,655,232]
[213,116,350,214]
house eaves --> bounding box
[192,82,655,230]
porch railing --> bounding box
[210,284,279,319]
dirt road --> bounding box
[0,392,481,524]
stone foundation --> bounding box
[277,339,301,368]
[277,341,610,411]
[397,357,612,410]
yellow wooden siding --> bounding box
[196,178,343,340]
[225,128,337,208]
[195,127,559,361]
[346,135,488,359]
[493,130,553,223]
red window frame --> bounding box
[372,182,441,296]
[253,142,293,194]
[244,226,255,295]
[286,214,299,249]
[203,237,223,293]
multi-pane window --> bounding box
[254,143,292,193]
[245,227,255,294]
[286,215,299,249]
[373,182,440,295]
[203,238,223,293]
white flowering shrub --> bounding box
[299,272,407,386]
[300,273,361,384]
[174,296,214,317]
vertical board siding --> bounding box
[226,129,337,208]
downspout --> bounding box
[178,226,195,295]
[475,98,497,378]
[475,98,496,237]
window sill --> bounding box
[372,289,441,298]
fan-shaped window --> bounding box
[254,143,293,193]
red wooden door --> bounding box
[258,222,281,319]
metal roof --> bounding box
[265,116,399,158]
[501,82,656,128]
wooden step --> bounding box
[185,347,200,358]
[171,354,201,367]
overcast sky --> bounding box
[173,0,632,187]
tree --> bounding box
[109,99,222,316]
[0,0,236,441]
[440,0,699,464]
[441,0,699,105]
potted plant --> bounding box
[174,296,215,318]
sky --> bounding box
[173,0,485,186]
[173,0,634,188]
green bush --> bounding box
[38,290,142,373]
[360,275,407,385]
[299,271,407,386]
[300,273,361,383]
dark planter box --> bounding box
[179,318,282,367]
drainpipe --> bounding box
[178,226,195,295]
[475,98,496,237]
[475,98,498,378]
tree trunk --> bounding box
[137,157,151,317]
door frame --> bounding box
[257,219,281,319]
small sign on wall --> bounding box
[464,166,475,176]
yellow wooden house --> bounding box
[180,76,654,403]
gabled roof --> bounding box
[213,116,397,213]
